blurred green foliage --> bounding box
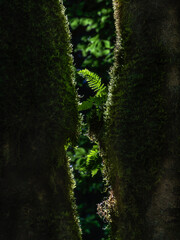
[64,0,115,81]
[64,0,115,239]
[67,126,110,240]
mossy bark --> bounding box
[0,0,81,239]
[103,0,180,239]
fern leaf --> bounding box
[86,147,99,166]
[86,144,102,177]
[78,69,106,97]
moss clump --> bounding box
[0,0,81,239]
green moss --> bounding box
[103,0,169,239]
[0,0,81,239]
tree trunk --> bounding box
[103,0,180,239]
[0,0,81,239]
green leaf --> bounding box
[78,97,94,111]
[91,168,99,177]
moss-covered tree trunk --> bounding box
[103,0,180,239]
[0,0,81,239]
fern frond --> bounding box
[86,144,101,177]
[78,69,106,97]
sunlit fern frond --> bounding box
[78,69,106,97]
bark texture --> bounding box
[0,0,81,239]
[102,0,180,239]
